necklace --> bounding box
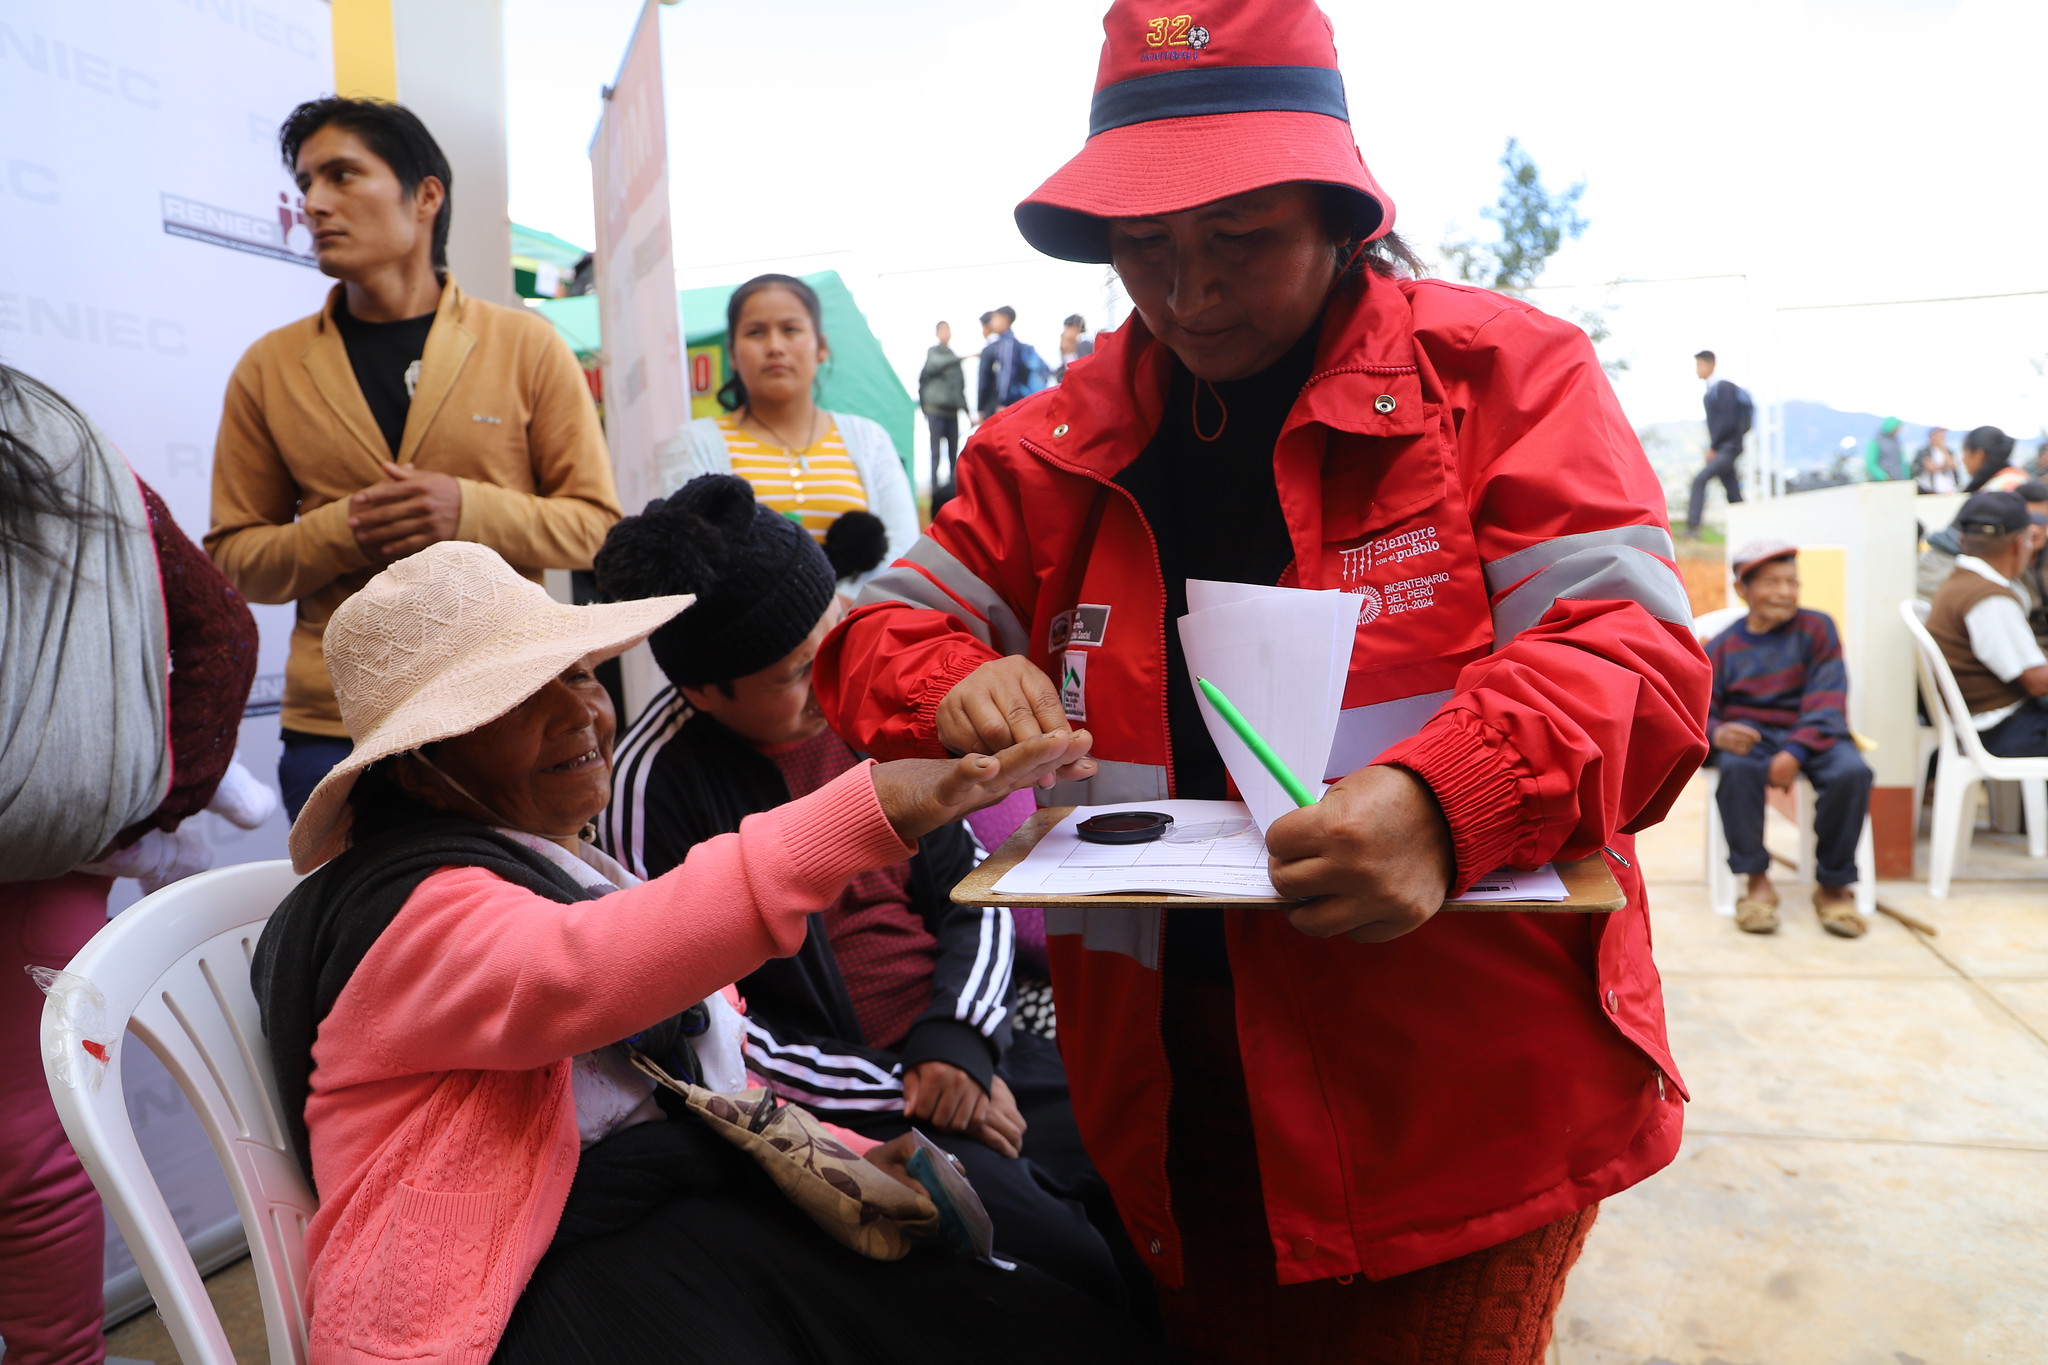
[745,407,819,470]
[1192,379,1229,442]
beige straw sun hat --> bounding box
[289,541,691,872]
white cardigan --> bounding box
[655,411,919,591]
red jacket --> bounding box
[817,271,1710,1286]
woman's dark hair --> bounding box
[346,751,454,845]
[1962,424,2016,492]
[717,274,827,413]
[279,96,454,273]
[1063,314,1087,330]
[0,363,108,569]
[1316,186,1423,283]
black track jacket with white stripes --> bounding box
[600,689,1018,1114]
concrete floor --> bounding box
[103,771,2047,1365]
[1554,772,2048,1365]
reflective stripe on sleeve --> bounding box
[1490,542,1694,644]
[1044,906,1164,972]
[1481,524,1677,595]
[854,537,1031,656]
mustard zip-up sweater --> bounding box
[205,277,621,735]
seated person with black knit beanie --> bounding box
[593,475,1127,1307]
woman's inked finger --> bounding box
[957,692,1020,752]
[1024,675,1071,736]
[997,692,1049,744]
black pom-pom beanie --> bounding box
[592,474,836,688]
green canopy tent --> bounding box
[531,269,915,482]
[511,223,589,300]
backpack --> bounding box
[1007,343,1052,405]
[1732,384,1754,436]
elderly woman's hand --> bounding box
[871,731,1095,843]
[1264,765,1456,944]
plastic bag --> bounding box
[29,966,115,1092]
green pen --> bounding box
[1195,676,1319,808]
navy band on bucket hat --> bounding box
[1016,0,1394,264]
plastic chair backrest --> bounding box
[40,861,311,1365]
[1900,597,2002,767]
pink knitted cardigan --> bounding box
[298,764,910,1365]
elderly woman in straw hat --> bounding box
[250,541,1152,1365]
[818,0,1711,1359]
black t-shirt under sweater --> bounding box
[333,292,436,455]
[1113,323,1319,980]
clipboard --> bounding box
[950,806,1627,913]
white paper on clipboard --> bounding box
[1447,864,1569,903]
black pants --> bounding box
[835,1033,1126,1310]
[1983,699,2048,758]
[1687,440,1745,532]
[494,1118,1160,1365]
[927,410,962,512]
[1711,727,1873,886]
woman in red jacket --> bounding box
[815,1,1711,1360]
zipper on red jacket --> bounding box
[1021,437,1185,1273]
[1300,361,1419,388]
[1017,438,1177,799]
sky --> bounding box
[504,0,2048,448]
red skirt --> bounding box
[1156,977,1597,1365]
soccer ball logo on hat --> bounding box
[1015,0,1394,263]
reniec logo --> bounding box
[161,190,316,268]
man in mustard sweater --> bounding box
[207,98,621,817]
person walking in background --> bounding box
[658,274,917,592]
[206,97,621,821]
[918,321,969,516]
[1057,314,1094,379]
[977,307,1023,423]
[1961,424,2028,494]
[2,365,260,1365]
[1687,349,1751,535]
[1865,417,1907,482]
[1927,491,2048,757]
[1704,541,1872,938]
[1914,426,1960,493]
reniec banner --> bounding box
[0,0,337,1311]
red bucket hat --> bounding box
[1015,0,1395,264]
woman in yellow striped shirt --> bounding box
[656,275,917,590]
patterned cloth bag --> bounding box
[630,1050,940,1260]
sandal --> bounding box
[1814,891,1867,939]
[1734,895,1780,934]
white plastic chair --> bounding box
[40,861,312,1365]
[1901,599,2048,896]
[1693,609,1878,919]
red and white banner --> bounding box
[590,0,685,516]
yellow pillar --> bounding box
[331,0,398,100]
